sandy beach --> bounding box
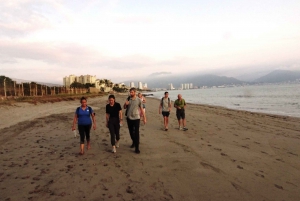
[0,94,300,201]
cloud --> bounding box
[0,1,58,37]
[148,72,172,77]
[0,39,96,65]
[0,39,159,70]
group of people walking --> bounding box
[72,88,187,155]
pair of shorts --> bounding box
[176,109,185,120]
[162,111,170,117]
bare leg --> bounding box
[164,117,167,128]
[87,141,91,150]
[80,144,84,155]
[178,119,182,128]
[166,117,169,129]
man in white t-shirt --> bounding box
[159,91,172,131]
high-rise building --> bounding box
[144,83,148,89]
[63,74,77,87]
[189,83,193,89]
[138,82,143,89]
[63,74,96,87]
[168,83,175,90]
[130,82,135,88]
[186,83,190,89]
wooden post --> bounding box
[22,83,24,96]
[4,78,6,98]
[35,84,37,96]
[29,83,31,96]
[14,81,16,96]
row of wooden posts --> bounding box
[0,80,88,98]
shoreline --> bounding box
[1,94,300,200]
[148,84,300,118]
[1,94,299,131]
[147,96,300,121]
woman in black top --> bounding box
[106,95,123,153]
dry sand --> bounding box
[0,94,300,201]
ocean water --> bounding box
[150,84,300,118]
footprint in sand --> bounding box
[287,152,298,156]
[237,165,243,169]
[200,162,221,173]
[231,182,242,191]
[274,184,283,190]
[286,181,297,187]
[255,172,265,178]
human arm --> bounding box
[141,105,146,124]
[174,100,180,109]
[91,112,96,130]
[105,113,110,128]
[119,110,123,124]
[159,102,162,114]
[72,114,77,131]
[124,99,130,109]
[118,103,123,124]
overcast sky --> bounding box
[1,0,300,84]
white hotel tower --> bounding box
[138,82,143,89]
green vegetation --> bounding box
[70,81,95,89]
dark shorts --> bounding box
[176,109,185,120]
[162,111,170,117]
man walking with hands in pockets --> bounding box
[124,88,146,154]
[174,94,188,131]
[159,91,172,131]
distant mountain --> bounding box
[254,70,300,83]
[233,71,271,82]
[124,73,246,89]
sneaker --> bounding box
[183,127,188,131]
[115,141,119,148]
[135,149,140,154]
[179,127,183,130]
[112,146,116,153]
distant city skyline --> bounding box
[129,81,148,89]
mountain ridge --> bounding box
[122,70,300,89]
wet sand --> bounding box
[0,95,300,201]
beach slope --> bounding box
[0,95,299,201]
